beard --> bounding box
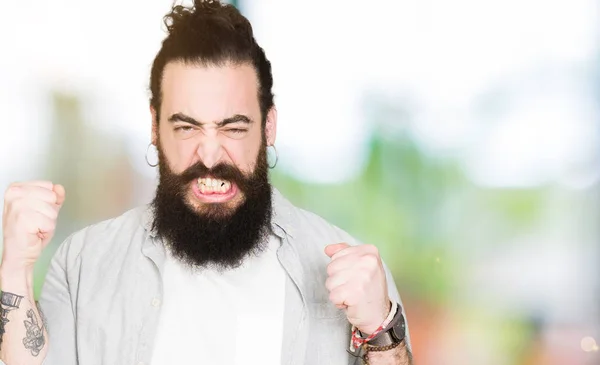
[150,139,272,271]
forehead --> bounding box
[160,61,260,122]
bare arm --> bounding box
[0,267,47,364]
[1,181,66,365]
[364,257,413,364]
[365,342,412,365]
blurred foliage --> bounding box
[272,107,548,308]
[272,132,463,303]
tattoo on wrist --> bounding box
[0,291,24,347]
[0,292,24,308]
[23,309,45,356]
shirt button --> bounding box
[151,298,161,307]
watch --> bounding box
[363,304,406,347]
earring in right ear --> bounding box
[145,143,159,167]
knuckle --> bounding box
[9,201,25,216]
[325,277,334,291]
[14,213,30,230]
[18,208,35,221]
[46,209,58,220]
[4,185,20,200]
[344,293,357,306]
[326,262,335,276]
[41,220,55,232]
[35,215,49,229]
[364,253,379,268]
[364,244,379,255]
[329,291,340,303]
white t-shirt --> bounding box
[150,235,286,365]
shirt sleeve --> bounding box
[38,237,78,365]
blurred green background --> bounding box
[1,0,599,364]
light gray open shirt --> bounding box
[34,189,411,364]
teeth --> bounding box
[197,178,231,194]
[223,181,231,191]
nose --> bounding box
[196,136,224,169]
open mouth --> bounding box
[191,177,238,203]
[197,177,232,194]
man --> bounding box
[0,1,412,364]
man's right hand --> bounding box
[2,181,66,273]
[0,180,63,364]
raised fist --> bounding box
[2,181,65,271]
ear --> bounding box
[150,106,158,146]
[265,106,277,146]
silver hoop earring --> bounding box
[267,144,279,169]
[145,143,159,167]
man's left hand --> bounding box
[324,243,391,335]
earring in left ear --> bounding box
[267,145,279,169]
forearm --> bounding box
[0,267,47,365]
[365,341,412,365]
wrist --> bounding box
[350,301,405,358]
[358,300,393,335]
[0,263,34,294]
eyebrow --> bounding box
[167,113,254,127]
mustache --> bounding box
[156,140,270,200]
[172,160,267,196]
[179,161,246,184]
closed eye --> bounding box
[175,126,194,132]
[226,128,248,134]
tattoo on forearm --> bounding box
[23,309,45,356]
[0,291,24,347]
[35,301,48,332]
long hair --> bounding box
[149,0,274,125]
